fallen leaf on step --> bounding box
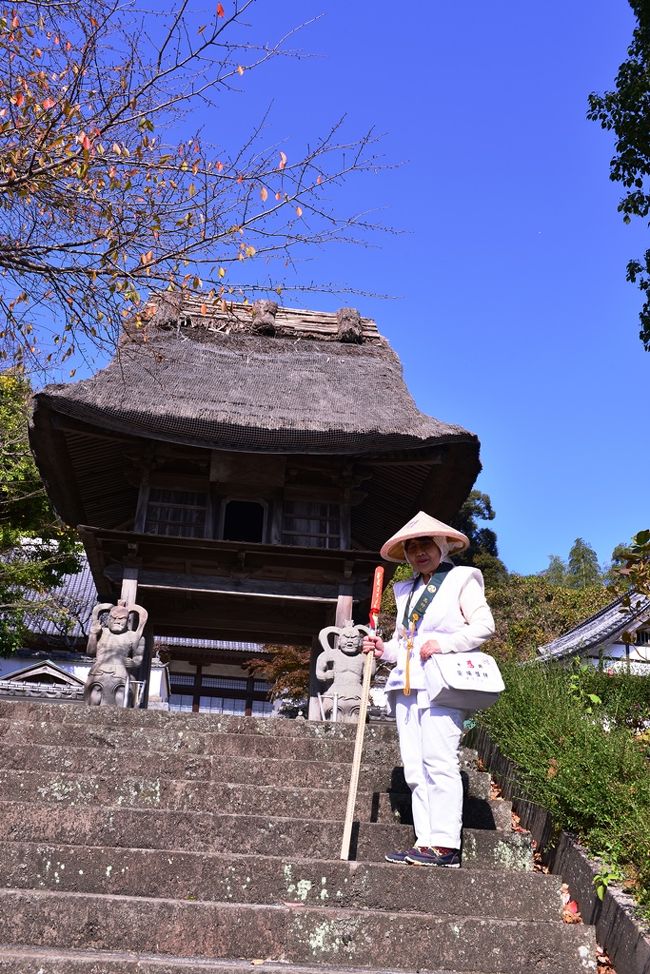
[562,900,582,923]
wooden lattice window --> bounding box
[281,501,341,549]
[145,488,207,538]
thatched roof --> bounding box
[30,299,481,554]
[33,298,476,456]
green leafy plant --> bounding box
[478,663,650,913]
[567,664,602,713]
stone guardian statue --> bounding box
[316,622,374,723]
[84,600,148,707]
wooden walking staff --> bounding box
[339,565,384,861]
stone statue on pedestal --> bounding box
[316,622,374,723]
[84,600,148,707]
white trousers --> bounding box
[394,691,464,849]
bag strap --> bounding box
[401,563,453,632]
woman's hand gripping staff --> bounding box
[362,565,386,662]
[339,566,385,861]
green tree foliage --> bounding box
[603,541,631,585]
[614,528,650,602]
[566,537,602,589]
[0,370,80,653]
[588,0,650,347]
[0,0,379,372]
[451,490,508,587]
[487,575,611,662]
[542,554,567,585]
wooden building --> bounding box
[29,298,481,703]
[537,593,650,674]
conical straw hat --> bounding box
[379,511,469,563]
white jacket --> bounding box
[383,566,495,696]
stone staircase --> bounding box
[0,700,597,974]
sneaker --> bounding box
[384,847,420,864]
[405,846,461,868]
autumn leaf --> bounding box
[260,185,268,202]
[218,267,226,278]
[216,160,224,171]
[200,303,207,315]
[217,2,225,15]
[562,900,582,924]
[245,245,256,257]
[278,151,287,170]
[237,65,245,76]
[41,97,56,111]
[295,206,303,217]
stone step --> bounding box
[0,841,562,921]
[0,742,492,797]
[0,701,401,742]
[0,768,509,829]
[0,888,598,974]
[0,946,507,974]
[0,719,404,765]
[0,714,481,781]
[0,802,533,869]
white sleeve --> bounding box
[434,574,495,654]
[380,584,407,663]
[379,629,399,664]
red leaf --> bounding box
[41,97,56,111]
[216,2,225,15]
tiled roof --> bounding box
[537,593,650,661]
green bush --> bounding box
[478,663,650,913]
[577,668,650,734]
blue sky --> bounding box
[214,0,648,576]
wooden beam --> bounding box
[335,586,354,628]
[104,565,356,602]
[120,564,139,605]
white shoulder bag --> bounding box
[423,651,505,712]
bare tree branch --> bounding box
[0,0,387,372]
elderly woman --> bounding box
[362,511,495,868]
